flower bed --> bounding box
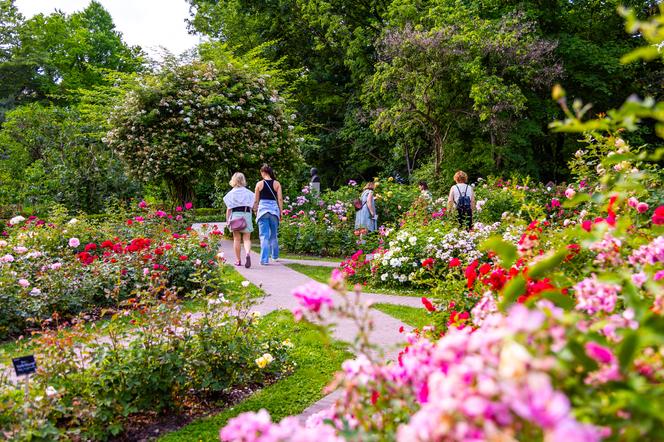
[279,179,420,257]
[0,202,224,340]
[0,269,295,440]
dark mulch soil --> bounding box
[111,380,276,441]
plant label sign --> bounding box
[12,355,37,376]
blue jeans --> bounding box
[257,213,279,264]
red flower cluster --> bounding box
[653,206,664,225]
[421,258,435,269]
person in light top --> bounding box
[447,170,475,230]
[223,172,255,268]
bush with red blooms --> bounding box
[0,201,224,339]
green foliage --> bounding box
[107,44,303,205]
[0,102,140,213]
[158,310,350,442]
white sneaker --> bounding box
[270,257,279,263]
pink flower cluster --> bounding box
[588,233,623,267]
[220,305,603,441]
[220,409,343,442]
[292,282,335,314]
[628,236,664,267]
[573,275,620,315]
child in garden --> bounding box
[447,170,474,230]
[354,182,377,232]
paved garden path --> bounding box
[215,238,422,422]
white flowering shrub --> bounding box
[106,45,301,203]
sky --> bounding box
[15,0,201,58]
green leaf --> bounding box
[481,236,517,269]
[540,290,574,310]
[619,331,639,371]
[527,249,568,279]
[562,192,590,208]
[499,275,526,310]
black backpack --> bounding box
[455,185,472,214]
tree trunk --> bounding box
[166,175,195,209]
[433,127,443,176]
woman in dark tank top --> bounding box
[253,165,283,265]
[259,180,277,201]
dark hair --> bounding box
[260,164,276,180]
[418,180,429,190]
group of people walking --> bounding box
[352,170,475,233]
[222,166,475,268]
[223,165,282,268]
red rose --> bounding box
[179,255,188,261]
[84,243,97,252]
[200,242,208,248]
[421,297,436,312]
[449,257,461,268]
[653,206,664,225]
[422,258,435,268]
[479,263,491,275]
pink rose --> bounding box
[636,202,649,213]
[564,188,576,199]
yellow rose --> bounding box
[388,176,394,182]
[255,356,268,368]
[387,191,394,198]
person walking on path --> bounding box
[223,172,256,268]
[354,182,378,232]
[253,165,283,265]
[447,170,475,230]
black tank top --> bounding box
[259,180,277,200]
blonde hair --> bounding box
[229,172,247,188]
[454,170,468,183]
[364,182,375,190]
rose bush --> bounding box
[0,266,295,440]
[0,202,224,340]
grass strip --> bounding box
[285,263,426,297]
[371,303,432,330]
[158,310,350,442]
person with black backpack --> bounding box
[447,170,475,230]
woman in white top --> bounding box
[447,170,475,230]
[223,172,256,268]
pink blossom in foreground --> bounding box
[220,305,603,442]
[138,200,147,208]
[292,282,334,313]
[68,238,80,248]
[220,409,343,442]
[585,342,615,365]
[629,236,664,266]
[573,275,620,315]
[565,188,576,199]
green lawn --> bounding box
[285,263,428,297]
[371,303,432,330]
[158,310,350,441]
